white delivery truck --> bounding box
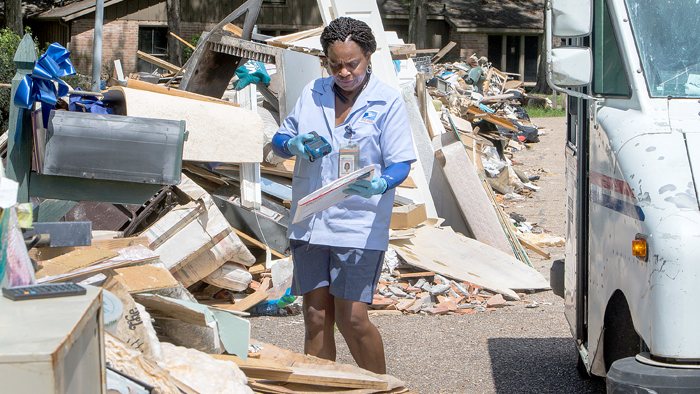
[546,0,700,392]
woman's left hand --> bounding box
[343,176,387,199]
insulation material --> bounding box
[202,262,252,292]
[173,231,255,287]
[104,332,181,394]
[161,343,254,394]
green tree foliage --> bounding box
[0,27,24,134]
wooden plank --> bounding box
[211,354,387,390]
[233,228,286,259]
[29,236,150,261]
[170,31,195,50]
[35,248,119,279]
[248,263,267,275]
[397,271,435,279]
[466,105,519,132]
[431,41,457,64]
[516,234,551,259]
[223,23,243,36]
[124,79,239,107]
[37,245,160,283]
[110,262,180,293]
[136,50,181,73]
[229,290,268,312]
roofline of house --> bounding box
[35,0,125,22]
[455,27,543,34]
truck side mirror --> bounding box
[551,0,592,37]
[551,47,593,87]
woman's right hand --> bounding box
[288,133,316,160]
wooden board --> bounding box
[103,87,262,164]
[29,236,150,261]
[125,79,239,107]
[37,245,160,283]
[136,50,181,73]
[432,131,514,256]
[35,248,119,279]
[229,290,268,312]
[109,262,180,293]
[211,354,388,390]
[390,225,550,300]
[233,228,286,259]
[467,105,519,132]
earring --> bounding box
[367,64,372,74]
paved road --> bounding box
[250,117,606,394]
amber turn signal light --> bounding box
[632,238,647,258]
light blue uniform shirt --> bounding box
[276,75,417,251]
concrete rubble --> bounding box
[0,2,560,393]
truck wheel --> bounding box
[603,291,640,372]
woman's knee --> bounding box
[334,303,370,335]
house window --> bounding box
[138,26,168,73]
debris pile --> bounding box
[1,1,558,392]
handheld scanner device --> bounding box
[304,132,332,162]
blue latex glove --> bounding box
[343,176,388,199]
[288,133,315,160]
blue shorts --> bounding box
[289,240,385,303]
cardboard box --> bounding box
[390,203,427,230]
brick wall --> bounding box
[449,32,489,60]
[69,18,214,76]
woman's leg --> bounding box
[302,286,337,360]
[334,298,386,374]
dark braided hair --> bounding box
[320,17,377,57]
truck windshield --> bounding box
[626,0,700,98]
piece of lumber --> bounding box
[516,233,551,259]
[38,245,160,283]
[233,228,286,259]
[431,41,457,64]
[224,23,243,36]
[248,263,267,275]
[170,32,195,50]
[395,48,439,56]
[35,248,119,279]
[124,79,239,107]
[212,354,388,390]
[136,50,181,73]
[29,236,150,261]
[229,291,268,312]
[467,105,519,132]
[109,262,180,293]
[397,271,435,279]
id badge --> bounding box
[339,143,360,177]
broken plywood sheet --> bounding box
[103,87,263,164]
[390,225,549,300]
[252,340,406,394]
[432,131,514,256]
[110,262,179,293]
[212,354,388,390]
[37,245,160,283]
[35,248,118,279]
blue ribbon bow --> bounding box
[14,43,76,110]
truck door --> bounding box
[564,43,591,354]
